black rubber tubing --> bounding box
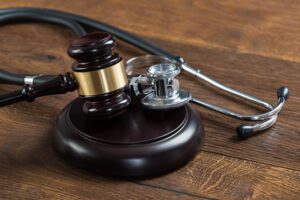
[0,7,180,62]
[0,7,182,85]
[0,12,87,37]
[0,69,25,85]
[0,11,86,85]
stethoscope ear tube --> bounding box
[235,87,289,138]
[191,86,289,137]
[179,62,290,138]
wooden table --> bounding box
[0,1,299,199]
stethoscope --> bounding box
[0,7,289,138]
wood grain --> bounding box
[0,0,299,199]
[138,151,300,200]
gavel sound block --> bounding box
[53,32,204,177]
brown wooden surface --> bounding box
[0,0,299,199]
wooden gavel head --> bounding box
[68,32,131,118]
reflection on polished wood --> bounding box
[0,0,299,199]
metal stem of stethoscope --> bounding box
[179,61,289,137]
[126,55,290,138]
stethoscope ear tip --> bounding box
[236,124,254,138]
[277,87,290,100]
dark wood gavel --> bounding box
[0,32,131,118]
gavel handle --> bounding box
[0,73,77,107]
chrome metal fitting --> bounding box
[141,64,191,110]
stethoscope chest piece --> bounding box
[141,64,191,110]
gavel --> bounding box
[0,32,131,119]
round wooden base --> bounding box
[53,98,204,177]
